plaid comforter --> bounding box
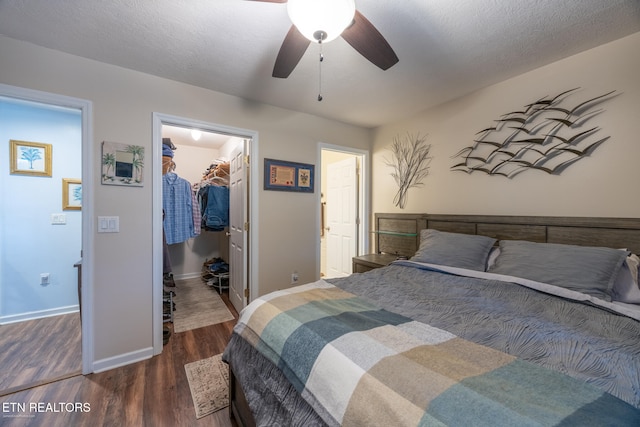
[234,280,640,426]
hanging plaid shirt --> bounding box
[163,172,197,244]
[191,189,201,235]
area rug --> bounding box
[184,353,229,419]
[172,278,235,333]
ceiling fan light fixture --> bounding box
[287,0,355,43]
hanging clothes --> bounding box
[161,138,176,282]
[199,184,229,231]
[191,190,202,236]
[194,161,230,232]
[163,171,198,244]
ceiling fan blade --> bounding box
[341,10,398,70]
[272,25,310,78]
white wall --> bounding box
[372,32,640,232]
[169,143,219,184]
[0,35,371,368]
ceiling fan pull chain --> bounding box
[318,39,324,101]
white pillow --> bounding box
[611,254,640,304]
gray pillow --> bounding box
[410,229,496,271]
[488,240,628,301]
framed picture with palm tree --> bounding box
[101,141,144,186]
[10,139,52,177]
[62,178,82,210]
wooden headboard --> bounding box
[374,213,426,257]
[374,213,640,256]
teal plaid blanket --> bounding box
[234,280,640,426]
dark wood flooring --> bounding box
[0,312,82,397]
[0,284,239,427]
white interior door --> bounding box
[229,142,247,312]
[326,156,358,278]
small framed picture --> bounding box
[264,158,314,193]
[101,141,144,186]
[63,178,82,210]
[10,140,52,177]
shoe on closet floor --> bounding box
[163,273,176,287]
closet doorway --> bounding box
[319,144,369,279]
[160,125,233,281]
[152,113,257,355]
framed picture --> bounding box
[264,158,314,193]
[101,141,144,186]
[63,178,82,210]
[10,140,52,177]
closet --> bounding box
[161,130,232,318]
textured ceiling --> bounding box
[1,0,639,128]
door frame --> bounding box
[317,143,370,279]
[0,83,95,374]
[151,113,259,354]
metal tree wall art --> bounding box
[451,88,616,178]
[385,132,432,209]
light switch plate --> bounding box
[98,216,120,233]
[51,213,67,225]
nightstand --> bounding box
[352,253,398,273]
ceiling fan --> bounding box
[250,0,399,78]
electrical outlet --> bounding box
[40,273,50,285]
[291,272,299,284]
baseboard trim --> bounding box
[173,272,201,280]
[0,305,79,325]
[92,347,154,373]
[0,370,82,398]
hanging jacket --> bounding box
[200,185,229,232]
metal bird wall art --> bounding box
[451,88,617,178]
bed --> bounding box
[223,214,640,426]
